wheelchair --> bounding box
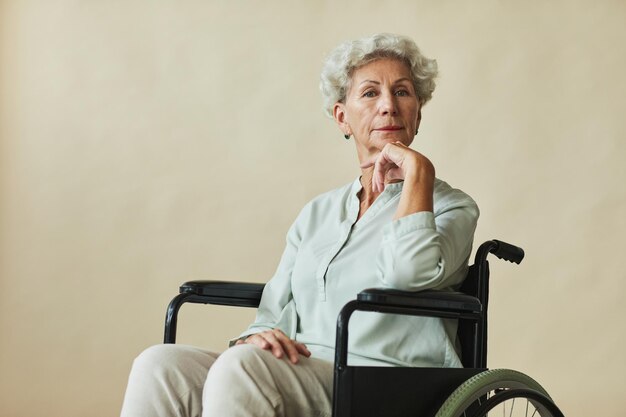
[164,239,565,417]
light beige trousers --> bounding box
[120,344,334,417]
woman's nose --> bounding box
[378,91,398,115]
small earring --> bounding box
[344,134,350,140]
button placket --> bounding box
[315,185,361,301]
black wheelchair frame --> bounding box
[164,240,564,417]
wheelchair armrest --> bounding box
[357,288,482,314]
[335,289,484,369]
[164,280,265,343]
[179,280,265,307]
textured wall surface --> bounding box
[1,1,625,416]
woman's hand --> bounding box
[361,142,435,194]
[361,142,435,219]
[235,329,311,364]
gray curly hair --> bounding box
[319,33,438,117]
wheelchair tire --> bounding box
[434,368,563,417]
[466,387,565,417]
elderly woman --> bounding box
[120,33,478,417]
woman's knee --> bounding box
[123,345,218,417]
[132,344,181,371]
[203,345,334,416]
[211,344,267,366]
[203,345,281,414]
[206,344,271,381]
[132,344,217,378]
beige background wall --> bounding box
[1,1,625,416]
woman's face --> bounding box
[334,58,421,162]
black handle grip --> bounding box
[491,240,524,264]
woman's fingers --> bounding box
[362,142,408,192]
[258,330,288,360]
[370,142,424,192]
[244,333,271,350]
[294,342,311,358]
[371,146,399,192]
[374,158,386,192]
[242,330,308,364]
[269,330,301,363]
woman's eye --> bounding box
[363,90,377,98]
[395,90,410,97]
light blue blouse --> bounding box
[236,177,479,367]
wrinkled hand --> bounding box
[360,142,435,193]
[235,329,311,364]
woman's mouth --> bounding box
[375,126,403,131]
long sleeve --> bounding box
[376,181,479,291]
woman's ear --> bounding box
[333,102,350,136]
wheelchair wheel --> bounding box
[434,369,564,417]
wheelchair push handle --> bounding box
[491,239,524,264]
